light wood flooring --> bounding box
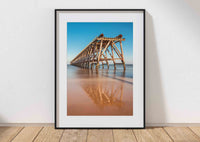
[0,126,200,142]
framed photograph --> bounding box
[55,9,145,128]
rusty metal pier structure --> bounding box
[70,34,126,70]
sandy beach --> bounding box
[67,64,133,116]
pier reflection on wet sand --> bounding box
[81,83,124,108]
[67,64,133,116]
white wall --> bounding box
[0,0,200,124]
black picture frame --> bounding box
[55,9,145,129]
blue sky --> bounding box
[67,22,133,64]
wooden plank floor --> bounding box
[0,127,200,142]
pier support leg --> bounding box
[120,41,126,70]
[107,62,109,69]
[114,62,116,70]
[122,61,126,70]
[91,63,93,70]
[111,46,116,70]
[96,63,99,69]
[96,40,103,70]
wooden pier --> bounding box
[70,34,126,70]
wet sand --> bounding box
[67,65,133,116]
